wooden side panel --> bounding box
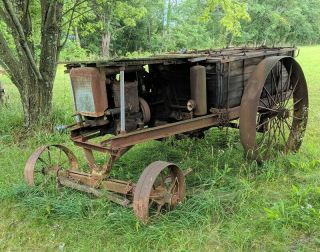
[216,51,294,109]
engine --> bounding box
[69,63,207,136]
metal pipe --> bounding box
[120,70,125,132]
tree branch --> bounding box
[62,0,87,17]
[0,6,14,29]
[39,1,63,85]
[59,0,79,49]
[0,31,23,87]
[2,0,42,80]
[41,0,57,29]
[61,7,94,27]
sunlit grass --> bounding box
[0,46,320,251]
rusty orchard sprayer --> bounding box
[24,47,308,222]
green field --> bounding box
[0,46,320,251]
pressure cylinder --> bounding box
[190,65,207,116]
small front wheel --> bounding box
[133,161,185,223]
[24,145,79,186]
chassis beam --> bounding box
[103,107,240,148]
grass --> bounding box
[1,46,320,251]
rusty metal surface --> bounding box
[24,145,79,186]
[58,177,131,206]
[190,65,207,116]
[139,97,151,124]
[82,148,101,173]
[70,67,108,117]
[67,170,101,187]
[103,107,240,148]
[239,56,308,160]
[101,179,134,195]
[72,138,112,153]
[113,81,139,113]
[133,161,185,223]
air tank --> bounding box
[190,65,207,116]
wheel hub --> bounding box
[151,186,178,206]
[277,108,290,120]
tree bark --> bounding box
[101,32,111,58]
[75,27,81,46]
[18,77,54,127]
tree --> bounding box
[83,0,147,58]
[0,0,86,127]
[75,0,251,56]
[235,0,320,46]
[202,0,250,46]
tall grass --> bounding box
[0,47,320,251]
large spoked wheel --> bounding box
[240,56,308,161]
[133,161,186,223]
[24,145,79,186]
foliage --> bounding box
[59,41,88,62]
[202,0,250,36]
[76,0,147,58]
[71,0,320,58]
[236,0,320,46]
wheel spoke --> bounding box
[168,177,178,193]
[279,63,283,105]
[284,64,293,94]
[58,149,62,164]
[272,67,281,105]
[160,172,165,187]
[271,119,279,148]
[284,77,300,108]
[288,98,303,109]
[271,69,280,100]
[277,119,287,145]
[258,106,278,113]
[261,119,273,151]
[284,119,293,131]
[47,149,52,165]
[38,157,48,165]
[263,86,278,107]
[256,116,271,129]
[59,159,68,167]
[259,98,270,109]
[156,204,164,215]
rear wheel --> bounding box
[240,56,308,161]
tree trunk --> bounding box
[19,81,54,127]
[101,32,111,58]
[14,59,57,127]
[17,75,54,127]
[75,27,81,46]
